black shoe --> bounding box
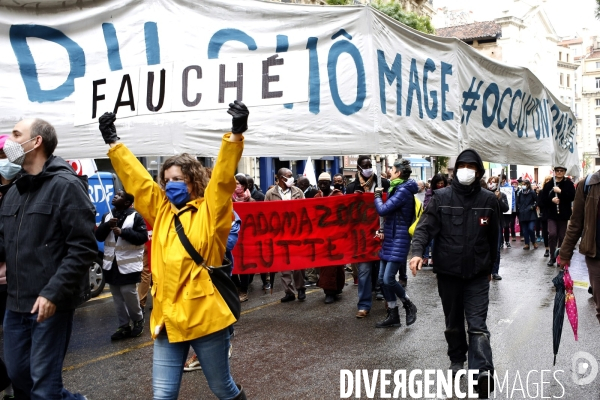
[376,307,401,328]
[131,318,144,337]
[399,280,407,288]
[297,289,306,302]
[450,361,464,377]
[476,371,494,399]
[111,324,132,341]
[375,291,384,301]
[589,286,593,295]
[505,242,511,248]
[547,258,555,266]
[304,281,316,287]
[492,274,502,281]
[324,294,335,304]
[403,299,417,326]
[543,249,550,257]
[280,292,296,303]
[232,384,247,400]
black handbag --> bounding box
[174,212,241,320]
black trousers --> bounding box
[437,274,494,373]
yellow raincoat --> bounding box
[107,134,243,342]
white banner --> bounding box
[0,0,580,175]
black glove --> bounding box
[227,100,249,134]
[98,112,120,144]
[374,187,384,199]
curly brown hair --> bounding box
[159,153,209,199]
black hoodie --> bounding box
[0,155,97,312]
[411,149,500,279]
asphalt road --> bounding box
[5,242,599,400]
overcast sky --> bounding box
[433,0,600,37]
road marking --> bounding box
[88,292,113,302]
[63,281,338,372]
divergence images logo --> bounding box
[571,351,598,386]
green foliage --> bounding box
[596,0,600,19]
[435,156,449,175]
[371,1,435,34]
[326,0,352,5]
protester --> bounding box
[415,180,426,204]
[559,154,600,324]
[516,180,538,250]
[500,176,515,247]
[296,176,318,199]
[0,135,21,399]
[484,178,509,280]
[410,149,499,398]
[537,176,552,257]
[232,174,254,203]
[265,168,306,303]
[95,190,148,340]
[0,119,97,400]
[539,166,576,266]
[346,155,389,318]
[246,175,265,202]
[333,173,346,194]
[422,173,448,266]
[98,102,248,399]
[139,221,153,313]
[373,159,418,328]
[313,172,345,303]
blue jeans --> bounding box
[521,220,536,245]
[357,262,373,311]
[3,309,85,400]
[378,260,407,303]
[153,327,239,400]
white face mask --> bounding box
[4,137,36,166]
[283,176,295,188]
[360,167,373,178]
[488,183,497,191]
[456,168,476,185]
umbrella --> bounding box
[552,270,565,366]
[562,262,579,341]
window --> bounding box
[560,73,564,86]
[596,77,600,88]
[567,54,570,62]
[596,62,600,69]
[596,115,600,126]
[559,52,562,61]
[574,48,579,56]
[567,74,570,87]
[596,99,600,107]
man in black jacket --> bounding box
[246,175,265,202]
[0,118,97,400]
[346,155,390,318]
[539,166,576,266]
[410,149,499,398]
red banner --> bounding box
[232,193,381,274]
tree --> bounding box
[371,1,435,34]
[596,0,600,19]
[326,0,352,5]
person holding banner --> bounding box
[98,102,248,400]
[409,149,499,398]
[265,169,306,302]
[346,155,389,318]
[373,159,418,328]
[314,172,345,304]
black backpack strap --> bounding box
[173,208,204,266]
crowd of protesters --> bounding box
[0,99,596,400]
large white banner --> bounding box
[0,0,580,175]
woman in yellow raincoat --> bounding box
[98,101,249,400]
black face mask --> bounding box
[333,183,344,191]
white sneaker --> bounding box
[183,354,201,371]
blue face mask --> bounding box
[165,181,190,206]
[0,159,21,181]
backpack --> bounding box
[584,173,593,199]
[408,197,424,237]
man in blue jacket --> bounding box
[409,149,500,399]
[0,118,97,399]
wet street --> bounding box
[9,243,600,399]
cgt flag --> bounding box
[232,193,381,274]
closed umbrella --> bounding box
[552,270,565,366]
[561,260,579,341]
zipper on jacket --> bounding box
[15,193,30,312]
